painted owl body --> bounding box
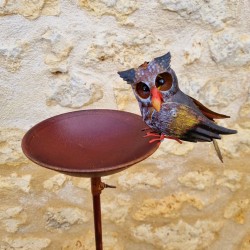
[118,52,237,161]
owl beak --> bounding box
[151,87,163,112]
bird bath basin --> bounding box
[21,109,159,250]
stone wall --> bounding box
[0,1,249,249]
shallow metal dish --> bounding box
[22,109,159,177]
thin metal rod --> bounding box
[91,177,103,250]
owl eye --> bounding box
[136,82,150,99]
[155,72,173,91]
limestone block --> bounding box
[0,43,24,72]
[61,231,94,250]
[43,174,67,191]
[55,182,86,205]
[240,234,250,250]
[41,0,60,16]
[46,74,103,108]
[0,206,26,233]
[102,232,124,250]
[42,29,73,73]
[84,31,167,68]
[0,0,60,19]
[216,170,242,192]
[176,162,248,193]
[0,241,14,250]
[183,39,203,65]
[117,170,162,190]
[220,125,250,158]
[1,237,51,250]
[74,175,110,191]
[113,83,139,113]
[78,0,138,23]
[224,199,249,224]
[244,175,250,192]
[178,170,215,190]
[152,140,194,157]
[159,0,238,30]
[199,77,248,107]
[239,88,250,129]
[0,128,27,166]
[209,30,250,67]
[102,194,131,224]
[61,231,123,250]
[0,174,31,193]
[178,75,207,101]
[132,220,223,249]
[73,178,91,191]
[45,207,89,231]
[133,193,203,221]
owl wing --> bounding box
[186,96,236,162]
[188,95,229,120]
[157,102,237,143]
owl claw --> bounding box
[148,138,163,143]
[143,132,160,137]
[144,132,182,144]
[143,132,163,144]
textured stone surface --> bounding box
[54,182,86,205]
[43,174,67,191]
[132,220,223,249]
[0,43,25,72]
[159,0,238,30]
[183,38,203,65]
[42,29,73,73]
[178,169,249,195]
[0,206,26,233]
[61,232,94,250]
[0,0,60,19]
[224,199,249,224]
[221,125,250,158]
[216,170,243,192]
[240,234,250,250]
[209,30,250,66]
[118,170,162,190]
[72,178,91,191]
[61,231,124,250]
[0,129,26,166]
[178,170,215,190]
[78,0,138,23]
[83,31,167,68]
[102,194,131,224]
[113,81,141,115]
[199,77,248,108]
[45,207,89,231]
[133,193,203,221]
[153,140,194,157]
[1,237,51,250]
[0,0,249,249]
[46,74,103,108]
[0,174,31,193]
[239,87,250,128]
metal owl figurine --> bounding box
[118,52,237,162]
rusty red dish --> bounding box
[22,109,159,177]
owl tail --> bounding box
[185,120,236,162]
[212,139,223,163]
[199,119,237,163]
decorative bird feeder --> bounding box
[22,109,159,250]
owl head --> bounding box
[118,52,179,112]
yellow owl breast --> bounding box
[159,103,200,136]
